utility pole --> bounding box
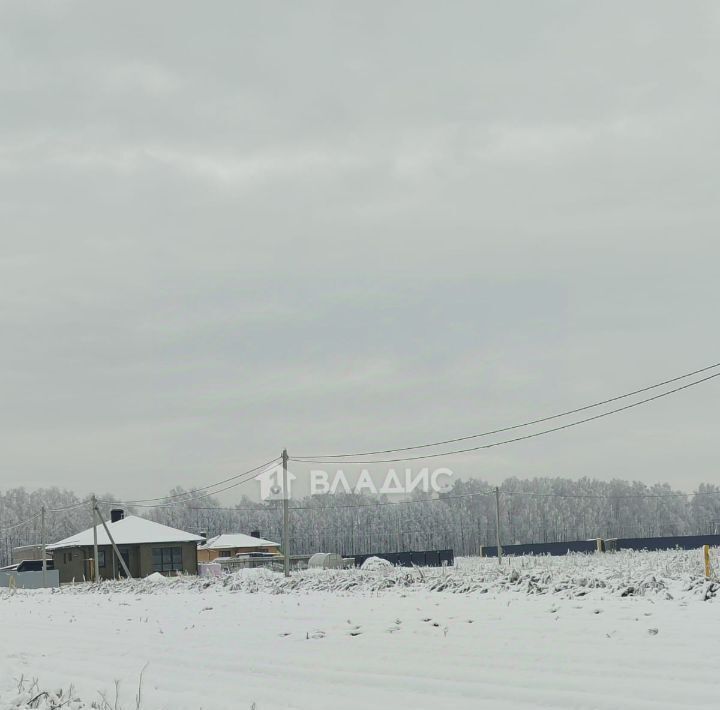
[95,504,132,579]
[41,505,47,589]
[494,486,503,565]
[91,495,99,583]
[282,449,290,578]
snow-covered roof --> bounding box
[47,515,203,550]
[199,533,278,550]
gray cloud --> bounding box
[1,1,718,497]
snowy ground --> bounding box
[2,551,720,709]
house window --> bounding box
[98,549,106,568]
[151,547,183,573]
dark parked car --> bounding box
[1,559,55,572]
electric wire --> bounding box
[180,489,702,514]
[47,498,93,513]
[3,364,718,530]
[0,512,42,534]
[293,372,720,464]
[295,361,720,459]
[102,457,281,506]
[119,460,281,509]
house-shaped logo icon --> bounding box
[255,464,296,501]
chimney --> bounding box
[250,530,260,538]
[110,509,125,523]
[200,531,208,543]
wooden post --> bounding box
[282,449,290,577]
[91,495,100,583]
[41,505,47,588]
[494,486,503,564]
[95,506,132,579]
[704,544,711,579]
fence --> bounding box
[0,570,60,589]
[481,534,720,558]
[208,555,314,573]
[606,534,720,552]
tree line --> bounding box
[2,477,720,567]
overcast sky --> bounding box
[1,1,718,500]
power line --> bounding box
[295,361,720,459]
[118,459,280,509]
[2,364,717,535]
[47,498,93,513]
[102,457,281,507]
[0,487,707,530]
[0,459,280,534]
[293,372,720,464]
[0,512,42,534]
[181,495,487,512]
[175,488,707,514]
[290,492,488,510]
[186,494,489,512]
[1,498,107,534]
[186,503,284,512]
[0,498,95,533]
[503,491,693,500]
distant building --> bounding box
[48,513,203,583]
[12,544,45,564]
[197,533,280,563]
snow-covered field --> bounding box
[2,550,720,709]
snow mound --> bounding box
[361,556,394,571]
[146,572,170,583]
